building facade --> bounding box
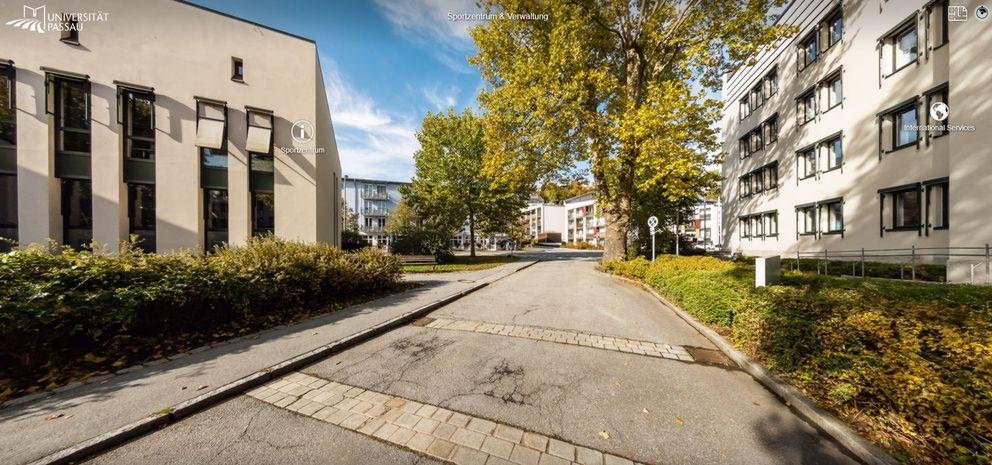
[341,176,409,247]
[720,0,990,282]
[521,202,566,243]
[563,192,606,246]
[0,0,342,253]
[683,200,722,251]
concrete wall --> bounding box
[0,0,340,252]
[720,0,990,282]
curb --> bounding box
[611,274,900,465]
[29,260,539,465]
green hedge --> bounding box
[0,236,402,397]
[603,256,992,464]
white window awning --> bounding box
[196,118,225,149]
[246,125,272,153]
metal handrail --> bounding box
[787,244,991,285]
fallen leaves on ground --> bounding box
[598,431,611,439]
[675,417,685,425]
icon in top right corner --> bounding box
[949,5,968,21]
[977,5,990,21]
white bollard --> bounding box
[755,256,781,287]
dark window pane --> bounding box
[252,192,274,233]
[60,130,90,153]
[205,189,229,231]
[201,147,228,168]
[0,173,16,227]
[128,95,154,139]
[896,108,917,146]
[59,80,88,130]
[0,123,13,147]
[0,73,12,121]
[250,153,274,172]
[128,138,155,160]
[895,190,920,227]
[128,184,155,230]
[61,179,92,249]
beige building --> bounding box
[563,192,606,246]
[721,0,991,282]
[0,0,341,253]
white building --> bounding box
[0,0,342,253]
[720,0,991,282]
[683,201,722,251]
[521,202,566,243]
[341,176,409,248]
[563,192,606,246]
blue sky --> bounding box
[193,0,486,182]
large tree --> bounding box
[403,108,530,257]
[471,0,790,260]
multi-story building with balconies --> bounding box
[563,192,606,246]
[341,176,409,247]
[720,0,990,282]
[0,0,342,253]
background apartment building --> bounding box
[683,200,722,251]
[521,200,566,243]
[563,192,606,246]
[720,0,990,282]
[0,0,342,253]
[341,176,408,247]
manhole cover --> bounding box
[684,346,736,368]
[410,317,435,327]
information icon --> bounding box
[291,120,315,143]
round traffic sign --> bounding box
[647,216,658,228]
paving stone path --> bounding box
[248,372,645,465]
[423,318,695,362]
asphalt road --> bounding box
[90,249,858,465]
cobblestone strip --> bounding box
[248,372,648,465]
[423,318,694,362]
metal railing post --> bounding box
[986,244,990,285]
[911,245,916,281]
[860,248,865,278]
[796,250,800,272]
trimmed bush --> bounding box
[0,236,401,399]
[604,255,992,464]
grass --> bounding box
[603,255,992,465]
[402,255,518,273]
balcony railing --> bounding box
[364,209,389,217]
[361,190,388,200]
[360,225,387,234]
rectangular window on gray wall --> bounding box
[121,89,155,160]
[127,183,155,252]
[797,88,816,125]
[252,192,274,236]
[0,64,15,149]
[197,98,228,191]
[822,199,844,234]
[0,173,15,251]
[894,105,918,149]
[926,180,949,231]
[798,31,817,71]
[798,148,816,180]
[247,108,275,236]
[61,178,92,250]
[893,188,921,229]
[894,25,919,71]
[204,188,229,251]
[50,74,91,179]
[825,136,843,171]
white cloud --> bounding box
[322,56,419,181]
[423,85,459,111]
[373,0,481,73]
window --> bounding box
[61,178,92,249]
[763,114,778,144]
[231,57,244,82]
[925,84,949,138]
[825,136,843,171]
[894,105,918,149]
[822,200,844,233]
[765,211,779,237]
[797,88,816,125]
[0,64,14,148]
[739,136,750,159]
[246,108,273,154]
[798,148,816,180]
[798,31,817,71]
[127,183,155,252]
[204,188,229,250]
[893,188,921,229]
[826,9,843,48]
[121,89,155,160]
[764,161,778,189]
[0,173,15,251]
[739,176,751,198]
[60,19,79,44]
[749,84,763,112]
[739,97,750,120]
[825,74,842,110]
[752,169,764,193]
[764,68,779,98]
[926,180,949,230]
[195,98,226,150]
[252,192,275,236]
[928,0,949,49]
[55,78,90,155]
[201,147,228,168]
[749,128,763,153]
[797,205,817,235]
[894,25,919,71]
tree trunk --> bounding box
[602,197,629,262]
[469,213,476,257]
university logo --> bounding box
[5,5,47,34]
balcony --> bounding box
[361,190,388,200]
[364,209,390,217]
[360,225,386,234]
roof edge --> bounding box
[175,0,316,45]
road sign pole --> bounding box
[651,228,656,262]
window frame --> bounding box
[0,63,15,149]
[924,178,949,232]
[231,57,244,82]
[891,22,919,75]
[118,87,156,161]
[796,87,817,126]
[52,76,91,157]
[822,71,843,112]
[893,104,919,151]
[820,198,845,235]
[823,135,843,172]
[825,7,844,50]
[763,113,779,144]
[798,29,818,72]
[203,187,230,250]
[797,147,817,180]
[60,178,92,250]
[890,186,922,232]
[796,204,817,236]
[126,182,156,253]
[764,211,779,237]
